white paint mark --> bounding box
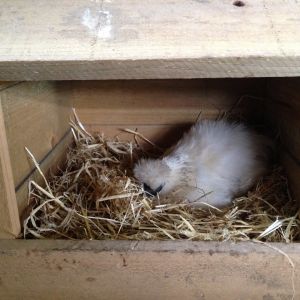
[81,8,112,40]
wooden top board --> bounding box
[0,240,299,299]
[0,0,300,80]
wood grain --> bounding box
[1,81,72,192]
[0,240,299,299]
[0,100,20,238]
[73,79,265,127]
[1,1,300,80]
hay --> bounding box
[23,116,300,242]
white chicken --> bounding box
[134,119,271,208]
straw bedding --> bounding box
[23,115,300,242]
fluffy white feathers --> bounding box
[134,120,271,208]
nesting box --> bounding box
[1,1,300,299]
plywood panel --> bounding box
[73,79,265,126]
[0,240,299,299]
[0,82,72,191]
[1,1,300,80]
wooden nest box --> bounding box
[1,1,300,299]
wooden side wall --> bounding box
[0,83,20,238]
[266,78,300,201]
[0,82,73,237]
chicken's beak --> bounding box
[143,183,157,197]
[143,183,164,197]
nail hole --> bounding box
[233,1,245,7]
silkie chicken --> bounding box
[134,120,271,208]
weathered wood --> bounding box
[1,1,300,80]
[1,82,72,192]
[0,240,298,299]
[0,100,20,238]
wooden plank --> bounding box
[0,101,20,238]
[0,81,72,193]
[73,79,265,126]
[0,240,299,299]
[1,1,300,80]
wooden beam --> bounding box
[0,240,299,299]
[1,1,300,80]
[0,100,20,238]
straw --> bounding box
[23,113,300,242]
